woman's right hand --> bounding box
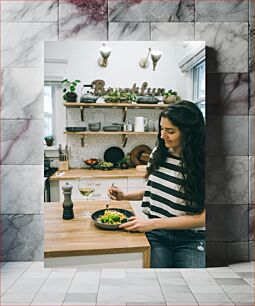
[107,186,125,201]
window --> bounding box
[192,61,205,118]
[44,84,58,139]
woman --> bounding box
[108,100,205,268]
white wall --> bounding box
[44,41,201,167]
[44,41,193,100]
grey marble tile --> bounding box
[1,22,58,68]
[207,73,249,116]
[2,0,58,22]
[248,204,254,241]
[151,22,194,40]
[206,205,249,241]
[1,68,43,119]
[206,116,248,156]
[108,0,195,22]
[250,0,254,22]
[249,25,254,114]
[249,241,254,261]
[109,22,150,40]
[195,23,248,73]
[206,242,227,267]
[59,1,107,40]
[215,278,249,286]
[1,119,44,165]
[0,214,43,261]
[249,116,254,155]
[195,0,248,22]
[206,157,249,205]
[249,157,254,205]
[227,242,249,263]
[1,165,43,214]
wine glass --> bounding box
[78,175,95,217]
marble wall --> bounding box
[1,0,253,265]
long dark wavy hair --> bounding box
[146,100,205,214]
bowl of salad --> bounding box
[91,208,134,230]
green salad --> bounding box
[98,210,128,225]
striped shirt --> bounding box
[141,148,205,231]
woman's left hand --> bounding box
[119,216,153,232]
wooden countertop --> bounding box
[44,200,150,266]
[50,168,146,180]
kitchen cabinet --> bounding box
[64,102,166,146]
[51,169,146,202]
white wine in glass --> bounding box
[78,175,95,217]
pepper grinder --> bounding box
[62,182,74,220]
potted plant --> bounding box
[117,155,130,169]
[163,90,181,104]
[44,135,55,146]
[61,79,81,102]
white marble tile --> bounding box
[229,261,254,272]
[193,292,234,305]
[97,279,165,303]
[207,267,240,278]
[151,22,194,40]
[31,291,66,305]
[68,278,100,293]
[164,292,198,305]
[101,268,126,278]
[1,165,43,214]
[59,1,107,40]
[2,0,58,22]
[1,68,43,119]
[109,22,150,41]
[0,215,43,261]
[195,22,248,73]
[196,0,248,22]
[1,119,44,165]
[108,0,195,22]
[1,22,58,68]
[227,292,254,305]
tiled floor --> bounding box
[0,262,254,305]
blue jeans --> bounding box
[145,229,205,268]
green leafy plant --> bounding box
[44,135,55,146]
[104,90,137,103]
[61,79,81,102]
[163,90,181,104]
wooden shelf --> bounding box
[64,131,157,135]
[64,102,168,109]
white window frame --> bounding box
[192,60,205,119]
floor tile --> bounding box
[207,267,240,278]
[243,277,255,288]
[229,262,254,272]
[180,268,212,278]
[127,303,166,306]
[31,291,66,305]
[220,284,254,293]
[160,284,192,294]
[193,292,234,305]
[64,292,97,303]
[215,278,248,285]
[237,272,254,278]
[75,271,101,279]
[163,293,198,305]
[48,268,77,278]
[227,292,254,305]
[101,268,126,279]
[68,278,100,293]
